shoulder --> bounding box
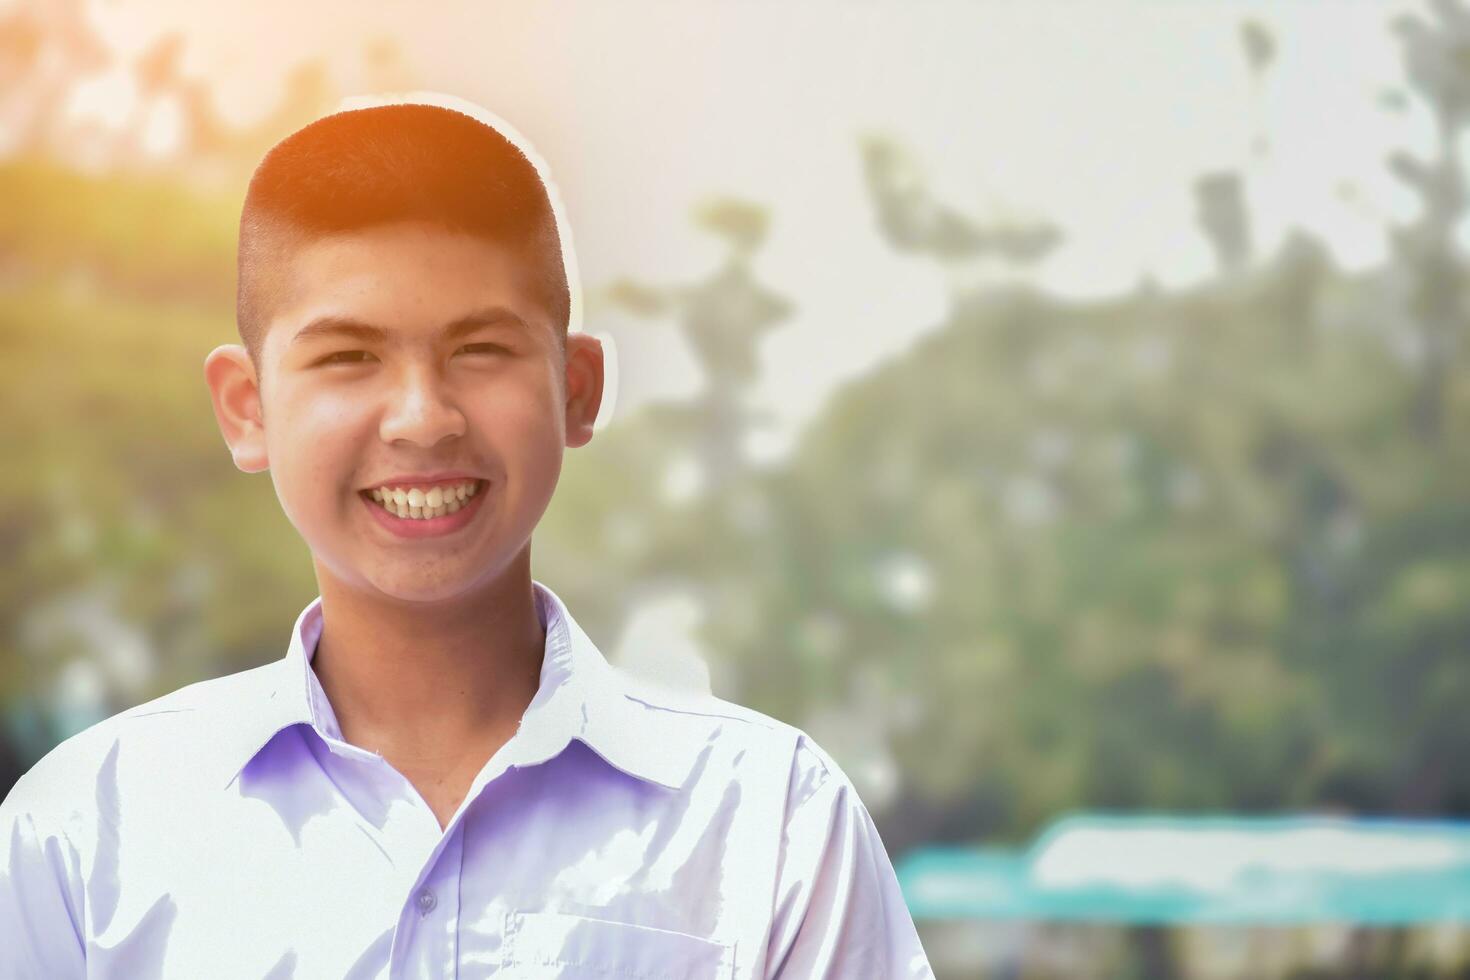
[608,669,853,804]
[612,669,805,754]
[1,661,277,830]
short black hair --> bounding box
[236,102,570,372]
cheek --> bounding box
[268,393,367,489]
[477,368,565,441]
[478,398,562,459]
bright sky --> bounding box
[61,0,1433,460]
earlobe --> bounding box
[563,334,605,449]
[203,344,270,473]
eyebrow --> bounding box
[289,306,529,348]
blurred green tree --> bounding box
[4,3,1470,863]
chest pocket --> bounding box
[501,910,735,979]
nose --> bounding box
[378,367,467,448]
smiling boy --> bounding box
[0,96,933,978]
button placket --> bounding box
[416,888,437,916]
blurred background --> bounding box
[5,0,1470,976]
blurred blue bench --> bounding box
[897,813,1470,924]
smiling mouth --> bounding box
[359,479,486,520]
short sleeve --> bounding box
[762,734,934,980]
[0,769,87,979]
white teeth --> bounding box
[366,480,481,520]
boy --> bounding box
[0,95,934,978]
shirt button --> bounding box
[416,889,437,915]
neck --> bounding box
[308,549,546,766]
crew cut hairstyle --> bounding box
[236,102,571,373]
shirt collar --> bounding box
[220,580,695,793]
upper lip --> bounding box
[361,473,484,490]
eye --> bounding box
[460,343,510,356]
[319,350,376,365]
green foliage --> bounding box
[0,158,239,306]
[6,7,1470,858]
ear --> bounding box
[203,344,270,473]
[563,333,605,449]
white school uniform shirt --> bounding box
[1,579,934,978]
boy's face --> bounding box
[204,220,601,605]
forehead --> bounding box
[263,221,553,358]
